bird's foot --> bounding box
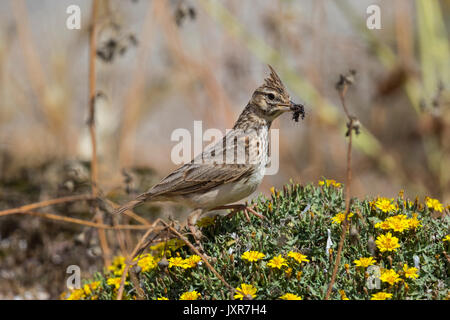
[212,204,264,222]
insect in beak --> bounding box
[290,101,305,122]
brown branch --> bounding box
[87,0,111,266]
[325,70,358,300]
[0,194,93,217]
[15,211,150,230]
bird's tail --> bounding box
[113,193,150,216]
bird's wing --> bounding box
[145,131,257,197]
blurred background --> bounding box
[0,0,449,299]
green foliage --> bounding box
[66,182,449,300]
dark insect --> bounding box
[291,103,305,122]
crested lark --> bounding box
[114,65,304,233]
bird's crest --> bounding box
[263,65,287,95]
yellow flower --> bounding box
[108,256,126,276]
[241,251,265,262]
[375,220,391,230]
[375,198,397,213]
[184,255,202,268]
[386,215,410,233]
[407,213,422,229]
[287,251,309,264]
[353,257,376,268]
[376,232,401,252]
[280,293,302,300]
[425,197,443,212]
[157,297,169,300]
[443,235,450,242]
[196,216,216,228]
[371,292,393,300]
[66,288,85,300]
[379,269,402,286]
[106,277,129,289]
[180,290,201,300]
[339,290,349,300]
[83,282,100,296]
[319,179,341,188]
[267,255,288,269]
[270,186,275,195]
[285,267,293,277]
[168,257,188,269]
[234,284,257,300]
[403,264,419,280]
[135,254,157,273]
[331,212,354,224]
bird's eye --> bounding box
[267,93,275,100]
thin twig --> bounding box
[0,194,93,217]
[14,211,150,230]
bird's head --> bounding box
[249,65,303,122]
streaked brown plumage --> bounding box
[114,65,303,226]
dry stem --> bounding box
[325,71,358,300]
[87,0,111,266]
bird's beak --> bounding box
[276,102,294,112]
[277,101,304,113]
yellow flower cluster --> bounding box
[65,281,101,300]
[108,254,159,278]
[379,264,419,287]
[331,212,354,224]
[108,256,126,276]
[425,197,444,212]
[375,214,421,233]
[168,255,202,269]
[443,235,450,242]
[241,251,309,271]
[107,277,129,289]
[319,179,342,188]
[135,254,158,273]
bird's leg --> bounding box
[211,203,264,221]
[187,209,206,252]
